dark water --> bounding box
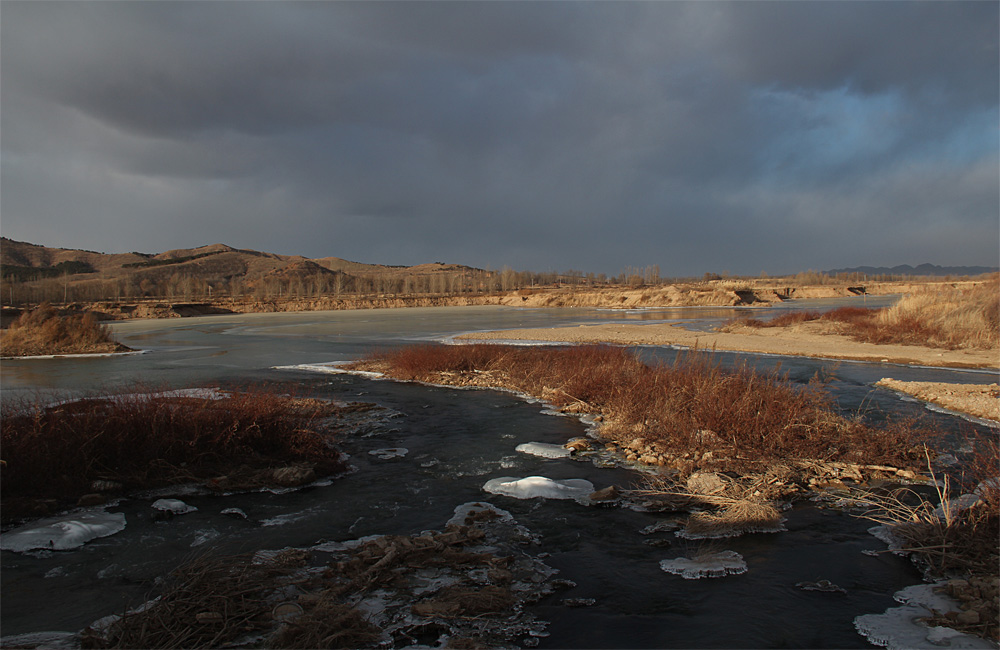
[1,304,996,647]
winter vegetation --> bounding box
[0,388,360,522]
[353,344,926,476]
[0,302,130,357]
[726,277,1000,350]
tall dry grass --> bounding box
[359,345,924,472]
[0,302,129,356]
[1,388,349,508]
[726,279,999,350]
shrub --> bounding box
[0,302,129,356]
[357,344,924,473]
[0,387,351,508]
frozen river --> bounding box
[2,302,996,648]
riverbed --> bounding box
[1,302,996,648]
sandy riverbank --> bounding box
[459,320,1000,370]
[875,379,1000,423]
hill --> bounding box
[825,263,998,278]
[0,237,495,305]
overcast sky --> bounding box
[2,2,997,276]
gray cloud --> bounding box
[2,1,996,275]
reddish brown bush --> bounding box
[1,387,349,505]
[359,344,924,472]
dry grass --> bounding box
[0,302,130,356]
[0,387,351,517]
[727,279,1000,350]
[356,344,925,474]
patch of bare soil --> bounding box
[876,379,1000,423]
[459,320,1000,369]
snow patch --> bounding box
[152,499,198,515]
[659,551,747,579]
[483,476,595,503]
[515,442,573,459]
[0,511,126,552]
[854,583,994,649]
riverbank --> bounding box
[4,278,984,323]
[875,379,1000,423]
[459,320,1000,370]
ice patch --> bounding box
[482,476,595,503]
[273,362,384,379]
[515,442,573,459]
[152,498,198,515]
[447,501,516,528]
[0,511,126,552]
[659,551,747,579]
[0,632,78,649]
[190,529,221,547]
[368,447,408,460]
[854,582,994,649]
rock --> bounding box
[76,493,106,507]
[564,438,592,452]
[895,469,917,480]
[589,486,620,501]
[628,438,649,452]
[639,454,659,465]
[956,609,981,625]
[686,472,726,495]
[271,466,316,487]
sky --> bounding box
[2,1,997,277]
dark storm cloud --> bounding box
[2,1,996,274]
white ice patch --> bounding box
[273,362,384,379]
[447,501,516,528]
[482,476,594,503]
[368,447,408,460]
[659,551,747,579]
[0,511,126,552]
[190,529,220,547]
[152,499,198,515]
[854,582,995,649]
[515,442,573,459]
[0,632,78,649]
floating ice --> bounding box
[515,442,573,459]
[0,632,78,649]
[273,362,383,379]
[447,501,516,527]
[854,583,994,649]
[152,499,197,515]
[0,511,126,552]
[659,551,747,579]
[368,447,408,460]
[221,508,248,519]
[483,476,595,503]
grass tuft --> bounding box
[0,302,130,357]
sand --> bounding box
[875,379,1000,423]
[459,320,1000,370]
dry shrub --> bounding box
[0,302,128,356]
[0,387,349,507]
[271,594,381,649]
[359,345,925,472]
[683,499,784,538]
[86,553,282,649]
[722,280,999,351]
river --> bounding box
[1,302,996,648]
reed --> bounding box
[357,344,924,472]
[1,387,350,510]
[0,302,129,356]
[727,279,1000,350]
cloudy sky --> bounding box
[2,2,997,276]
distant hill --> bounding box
[0,237,492,303]
[825,263,999,277]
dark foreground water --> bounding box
[2,304,996,648]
